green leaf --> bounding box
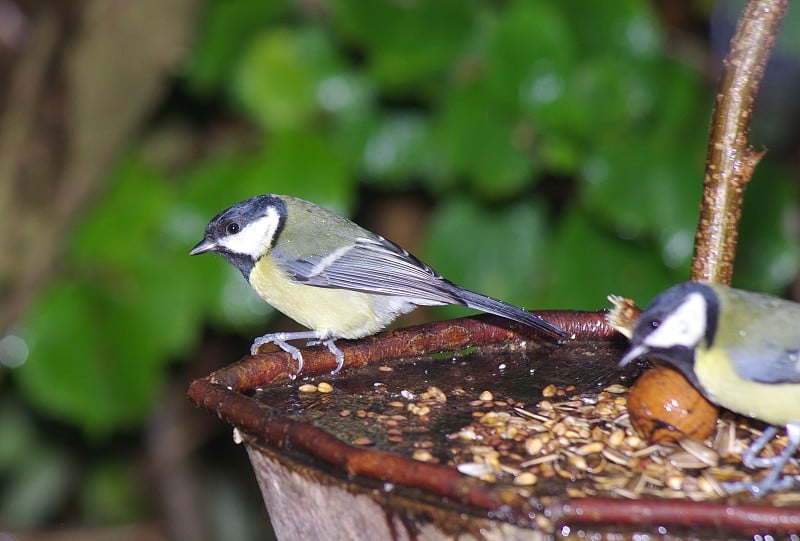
[561,0,661,60]
[69,159,171,269]
[736,164,800,293]
[579,96,707,272]
[543,210,675,310]
[180,152,259,214]
[486,1,577,112]
[16,283,124,433]
[233,27,341,130]
[80,460,146,524]
[243,130,356,212]
[14,158,216,434]
[360,113,444,189]
[423,197,551,316]
[183,0,289,93]
[333,0,473,88]
[551,58,654,141]
[436,83,536,198]
[0,443,74,528]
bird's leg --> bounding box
[305,337,346,374]
[741,426,780,468]
[251,331,323,376]
[723,424,800,497]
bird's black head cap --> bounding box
[190,195,287,277]
[621,281,720,388]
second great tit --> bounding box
[619,281,800,496]
[190,195,565,374]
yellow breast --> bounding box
[694,347,800,426]
[247,256,408,339]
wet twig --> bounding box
[691,0,787,283]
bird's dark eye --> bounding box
[649,319,660,329]
[226,222,240,235]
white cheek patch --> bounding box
[218,207,281,260]
[644,292,707,349]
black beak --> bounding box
[618,344,648,367]
[189,238,217,256]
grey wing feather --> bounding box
[274,234,566,338]
[730,344,800,384]
[274,236,463,305]
[723,289,800,385]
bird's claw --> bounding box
[306,338,346,374]
[723,475,800,497]
[251,333,305,376]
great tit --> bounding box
[619,281,800,496]
[190,195,565,374]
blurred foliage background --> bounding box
[0,1,798,539]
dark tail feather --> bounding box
[454,287,565,339]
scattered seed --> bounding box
[520,454,559,468]
[317,381,333,393]
[679,438,720,467]
[437,382,787,504]
[535,515,552,531]
[538,400,553,412]
[607,429,626,447]
[623,436,645,450]
[714,419,740,458]
[455,428,479,441]
[513,472,538,486]
[699,471,725,496]
[408,404,431,416]
[353,437,373,446]
[667,451,710,470]
[574,442,605,456]
[298,384,317,393]
[457,462,492,478]
[631,444,664,458]
[525,437,544,455]
[514,407,550,423]
[613,487,639,500]
[602,447,631,467]
[427,386,447,403]
[339,409,351,417]
[378,365,393,372]
[412,450,434,462]
[542,384,557,397]
[584,454,607,474]
[665,475,684,490]
[567,453,589,471]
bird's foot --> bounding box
[306,338,346,374]
[723,475,800,497]
[741,426,780,469]
[251,332,346,376]
[725,424,800,497]
[251,332,309,377]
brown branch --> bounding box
[0,0,202,333]
[691,0,787,283]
